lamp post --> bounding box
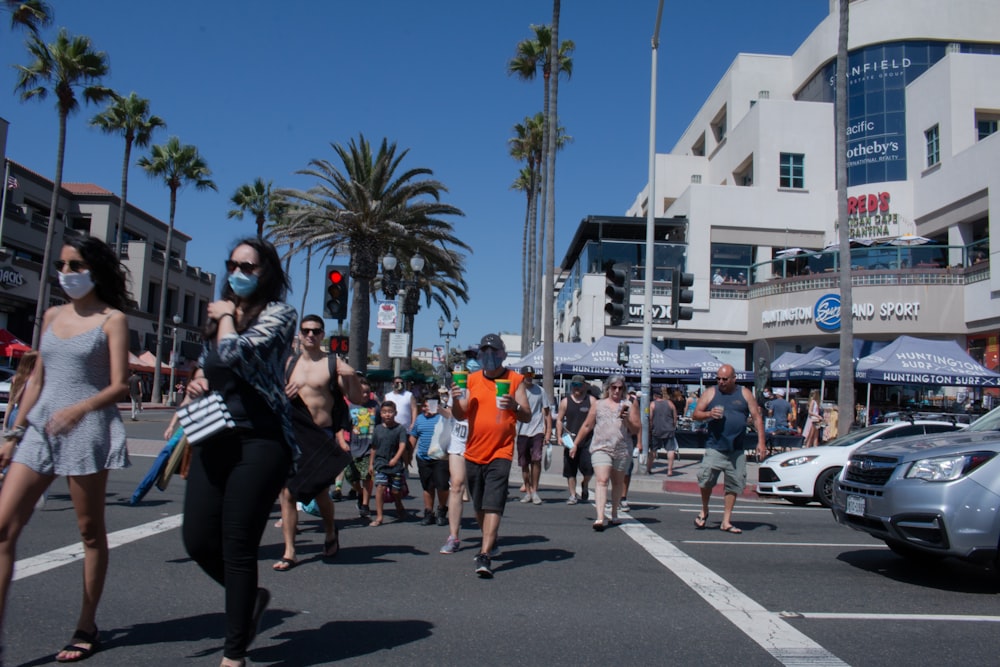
[382,251,425,377]
[437,315,460,371]
[168,313,181,405]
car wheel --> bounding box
[783,496,812,506]
[885,539,944,563]
[814,467,841,508]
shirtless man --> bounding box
[273,314,363,571]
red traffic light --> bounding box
[328,269,345,284]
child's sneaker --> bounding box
[439,535,460,554]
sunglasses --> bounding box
[716,375,733,381]
[225,260,259,274]
[300,327,323,336]
[54,259,87,272]
[609,385,624,391]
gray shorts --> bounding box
[697,448,747,495]
[653,435,678,452]
[591,449,630,473]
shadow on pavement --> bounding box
[254,619,434,666]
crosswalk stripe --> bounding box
[13,514,183,581]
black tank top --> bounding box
[563,394,592,441]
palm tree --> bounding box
[228,177,282,239]
[274,134,469,372]
[138,137,216,403]
[509,113,571,355]
[3,0,51,33]
[508,21,574,362]
[835,0,856,434]
[542,0,564,399]
[90,92,166,258]
[14,28,113,347]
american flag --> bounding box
[5,176,17,190]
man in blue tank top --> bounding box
[691,364,765,534]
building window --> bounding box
[779,153,805,189]
[925,124,940,167]
[976,110,999,140]
[711,105,727,143]
[733,154,753,187]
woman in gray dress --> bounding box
[0,236,130,663]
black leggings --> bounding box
[182,430,291,660]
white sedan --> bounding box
[757,420,965,507]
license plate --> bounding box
[846,494,865,517]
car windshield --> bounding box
[824,423,892,447]
[966,406,1000,432]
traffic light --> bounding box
[605,263,630,326]
[324,265,350,320]
[671,267,694,323]
[617,342,630,366]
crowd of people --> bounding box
[0,233,772,667]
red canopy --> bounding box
[0,329,31,357]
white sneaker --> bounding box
[567,495,579,505]
[531,492,542,505]
[619,499,631,512]
[520,493,532,503]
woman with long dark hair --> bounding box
[0,235,130,662]
[177,237,296,667]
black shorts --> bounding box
[562,438,594,478]
[416,457,450,492]
[465,458,511,514]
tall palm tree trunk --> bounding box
[534,116,549,352]
[32,111,67,348]
[152,190,177,404]
[114,135,133,258]
[520,187,534,355]
[541,0,561,399]
[836,0,855,431]
[299,245,312,318]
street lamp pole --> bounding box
[168,313,181,405]
[382,251,425,378]
[437,315,460,372]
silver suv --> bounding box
[833,406,1000,566]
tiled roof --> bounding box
[62,182,112,196]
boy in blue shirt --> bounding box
[410,399,449,526]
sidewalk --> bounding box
[530,448,760,500]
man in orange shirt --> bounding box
[450,333,530,578]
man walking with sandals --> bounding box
[691,364,765,534]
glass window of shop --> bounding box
[579,239,686,282]
[711,243,751,284]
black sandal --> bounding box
[55,627,100,663]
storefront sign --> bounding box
[0,268,25,289]
[760,294,922,331]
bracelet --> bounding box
[218,313,235,321]
[3,426,25,442]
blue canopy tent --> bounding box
[819,339,890,381]
[555,336,698,381]
[855,336,1000,420]
[511,341,589,371]
[660,348,754,383]
[772,347,837,381]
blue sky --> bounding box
[0,0,830,355]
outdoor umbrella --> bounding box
[888,234,932,246]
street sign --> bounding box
[389,332,409,358]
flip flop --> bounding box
[272,557,297,572]
[323,525,340,558]
[368,519,383,527]
[55,627,100,663]
[694,514,708,529]
[592,520,606,532]
[719,524,743,534]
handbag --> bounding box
[176,392,236,445]
[426,416,452,460]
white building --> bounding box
[555,0,1000,398]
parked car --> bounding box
[758,420,964,507]
[879,410,974,426]
[833,406,1000,566]
[0,367,15,419]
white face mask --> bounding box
[58,269,95,300]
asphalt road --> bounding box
[3,410,999,666]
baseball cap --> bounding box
[774,388,785,396]
[571,374,586,384]
[479,333,505,350]
[521,365,536,376]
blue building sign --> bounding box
[814,293,841,332]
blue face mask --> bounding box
[478,349,504,373]
[227,271,258,298]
